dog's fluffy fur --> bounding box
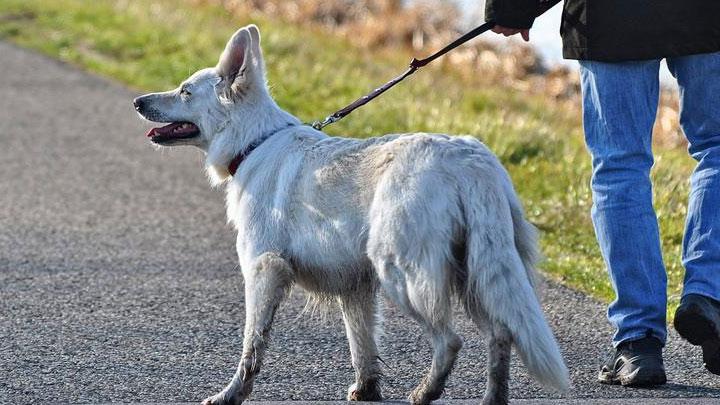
[134,25,569,405]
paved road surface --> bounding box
[1,41,719,404]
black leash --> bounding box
[311,0,561,131]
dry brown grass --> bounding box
[655,90,684,148]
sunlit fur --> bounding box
[135,25,569,405]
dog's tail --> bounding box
[462,169,569,392]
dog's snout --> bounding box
[133,97,145,112]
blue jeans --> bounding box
[579,52,720,347]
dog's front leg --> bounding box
[203,252,294,405]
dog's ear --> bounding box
[217,27,252,84]
[216,25,264,101]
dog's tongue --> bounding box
[145,122,195,138]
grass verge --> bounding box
[0,0,697,319]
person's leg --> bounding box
[666,52,720,300]
[667,52,720,375]
[579,59,667,347]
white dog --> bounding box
[134,25,568,405]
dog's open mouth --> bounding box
[146,122,200,145]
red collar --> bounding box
[227,140,264,176]
[228,152,248,176]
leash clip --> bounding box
[311,115,338,131]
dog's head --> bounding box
[133,24,267,151]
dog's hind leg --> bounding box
[462,303,512,405]
[202,253,294,405]
[482,323,512,405]
[340,288,383,401]
[408,312,463,405]
[367,166,466,404]
[376,262,462,405]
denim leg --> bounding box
[666,52,720,301]
[579,60,667,347]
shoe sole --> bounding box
[598,368,667,387]
[619,367,667,387]
[674,303,720,375]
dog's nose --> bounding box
[133,97,144,112]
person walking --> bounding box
[485,0,720,387]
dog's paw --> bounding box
[347,381,383,402]
[409,386,442,405]
[201,391,243,405]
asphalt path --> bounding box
[1,41,720,404]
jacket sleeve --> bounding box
[485,0,538,29]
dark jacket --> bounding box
[485,0,720,62]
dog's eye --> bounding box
[180,88,192,98]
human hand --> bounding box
[491,25,530,42]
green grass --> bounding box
[0,0,697,319]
